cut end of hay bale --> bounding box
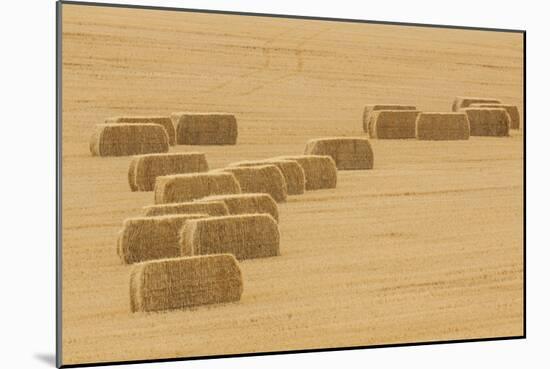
[462,108,510,137]
[105,116,176,145]
[130,254,243,313]
[275,155,337,190]
[229,159,306,195]
[117,214,209,264]
[415,112,470,141]
[180,214,280,260]
[143,201,229,217]
[451,96,502,112]
[368,110,421,139]
[198,193,279,222]
[362,104,416,133]
[304,137,374,170]
[470,103,520,130]
[219,165,288,203]
[172,112,238,145]
[128,152,209,192]
[90,124,169,157]
[154,172,241,204]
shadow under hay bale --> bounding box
[130,254,243,313]
[219,165,287,203]
[304,137,374,170]
[154,172,241,204]
[362,104,416,134]
[415,112,470,141]
[117,214,208,264]
[229,159,306,195]
[368,110,421,139]
[90,124,170,157]
[276,155,337,190]
[172,112,237,145]
[451,96,502,112]
[128,152,209,192]
[470,103,520,130]
[180,214,280,260]
[143,201,229,217]
[105,116,176,145]
[197,193,279,222]
[462,108,510,137]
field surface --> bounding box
[61,4,524,365]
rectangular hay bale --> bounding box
[304,137,374,170]
[368,110,421,139]
[143,201,229,217]
[362,104,416,133]
[130,254,243,312]
[470,103,520,129]
[219,165,288,203]
[229,159,305,195]
[106,116,176,145]
[415,112,470,141]
[276,155,337,190]
[172,112,237,145]
[451,96,502,111]
[154,172,241,204]
[89,123,169,157]
[198,193,279,222]
[462,108,510,137]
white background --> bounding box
[0,0,548,368]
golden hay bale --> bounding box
[304,137,374,170]
[130,254,243,313]
[462,108,510,137]
[368,110,421,139]
[180,214,280,260]
[228,159,306,195]
[198,193,279,222]
[128,152,209,192]
[154,172,241,204]
[470,103,520,129]
[451,96,502,111]
[143,201,229,217]
[218,165,287,203]
[105,116,176,145]
[89,124,169,157]
[117,214,208,264]
[276,155,337,190]
[362,104,416,133]
[415,112,470,141]
[172,112,237,145]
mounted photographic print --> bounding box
[56,1,525,367]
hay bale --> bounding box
[117,214,208,264]
[451,96,502,111]
[89,124,169,157]
[415,112,470,140]
[228,159,305,195]
[154,172,241,204]
[180,214,280,260]
[276,155,337,190]
[462,108,510,137]
[368,110,421,139]
[304,137,374,170]
[219,165,287,203]
[470,103,520,129]
[143,201,229,217]
[128,152,209,192]
[106,116,176,145]
[130,254,243,313]
[198,193,279,222]
[172,112,237,145]
[362,104,416,134]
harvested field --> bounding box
[229,159,306,195]
[363,104,417,134]
[106,116,176,145]
[172,112,238,145]
[143,201,229,217]
[451,96,502,112]
[130,254,243,313]
[61,4,523,366]
[369,110,421,139]
[416,112,471,140]
[198,193,279,222]
[89,123,169,157]
[304,137,374,170]
[462,108,510,137]
[117,214,208,264]
[277,155,338,189]
[180,214,280,260]
[128,152,208,192]
[470,103,521,130]
[219,165,288,202]
[154,172,241,204]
